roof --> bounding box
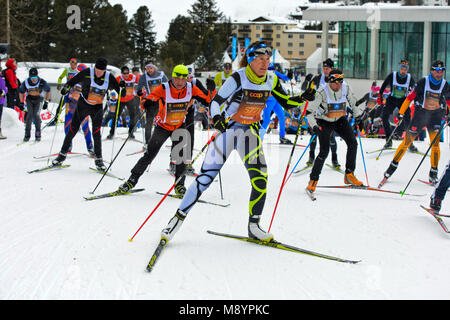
[233,15,298,25]
[303,4,450,22]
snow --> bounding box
[0,101,449,300]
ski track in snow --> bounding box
[1,106,449,299]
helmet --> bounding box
[172,64,189,79]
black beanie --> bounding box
[323,58,334,68]
[95,58,108,70]
[121,66,130,73]
[29,68,38,77]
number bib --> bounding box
[231,89,270,125]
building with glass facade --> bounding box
[303,4,450,80]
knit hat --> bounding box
[95,58,108,70]
[323,58,334,68]
[29,68,38,77]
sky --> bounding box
[108,0,301,42]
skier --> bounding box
[158,41,316,243]
[429,160,450,214]
[118,64,212,196]
[307,59,340,168]
[106,66,139,139]
[381,60,450,186]
[18,68,51,142]
[136,62,169,145]
[64,64,94,155]
[52,58,125,171]
[57,58,79,90]
[102,90,124,128]
[378,59,417,151]
[356,82,382,135]
[214,62,232,90]
[169,71,215,176]
[305,69,366,195]
[259,68,295,144]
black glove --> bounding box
[206,78,216,91]
[57,84,62,91]
[119,80,126,89]
[60,84,70,96]
[43,101,49,110]
[301,87,316,102]
[0,89,4,97]
[18,102,24,111]
[355,109,368,127]
[120,87,127,97]
[397,113,404,122]
[213,114,227,133]
[136,89,144,97]
[312,125,322,136]
[143,99,156,110]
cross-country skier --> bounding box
[158,41,316,243]
[52,58,125,171]
[381,60,450,186]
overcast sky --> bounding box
[109,0,300,42]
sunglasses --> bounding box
[30,76,38,80]
[174,73,188,79]
[432,67,446,72]
[122,72,130,75]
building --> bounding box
[231,16,338,68]
[303,3,450,80]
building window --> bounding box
[299,51,304,56]
[256,34,260,38]
[256,26,260,30]
[316,43,321,48]
[276,42,281,47]
[316,35,321,39]
[288,42,293,47]
[300,34,304,39]
[288,51,293,55]
[288,34,293,39]
[276,34,280,38]
[299,42,304,47]
[277,26,281,30]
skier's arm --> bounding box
[58,69,68,85]
[356,93,369,106]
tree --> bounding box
[129,6,157,70]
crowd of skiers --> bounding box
[2,41,449,243]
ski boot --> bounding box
[331,156,341,169]
[161,209,187,242]
[306,155,314,166]
[174,182,186,197]
[87,147,95,157]
[248,216,274,242]
[279,137,293,145]
[35,132,41,142]
[306,179,318,192]
[430,196,442,214]
[384,139,392,149]
[118,176,138,193]
[52,153,67,166]
[408,143,419,153]
[429,167,439,185]
[95,158,107,171]
[344,172,363,186]
[0,129,6,140]
[106,133,114,140]
[23,136,30,142]
[379,161,398,188]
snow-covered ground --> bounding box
[0,105,449,300]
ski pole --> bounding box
[129,132,219,242]
[269,100,310,233]
[90,111,146,195]
[110,90,123,163]
[376,118,403,161]
[283,134,316,186]
[401,122,448,196]
[46,96,66,165]
[357,125,370,187]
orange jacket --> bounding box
[146,81,211,131]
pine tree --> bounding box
[129,6,157,70]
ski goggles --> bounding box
[173,72,188,79]
[246,44,273,63]
[328,73,344,82]
[30,76,38,80]
[70,58,78,64]
[432,66,446,72]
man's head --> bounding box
[328,68,344,92]
[29,68,38,83]
[399,59,409,76]
[246,42,272,77]
[322,58,334,77]
[121,66,130,78]
[224,62,232,74]
[172,64,189,89]
[70,58,78,70]
[94,58,108,77]
[431,60,446,81]
[132,67,140,77]
[145,61,157,75]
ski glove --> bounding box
[60,84,70,96]
[18,102,25,111]
[213,114,227,133]
[301,87,316,102]
[43,101,49,110]
[354,109,368,127]
[206,78,216,91]
[312,125,322,136]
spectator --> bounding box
[0,62,8,139]
[3,58,19,109]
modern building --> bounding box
[231,16,338,68]
[303,3,450,80]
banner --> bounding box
[232,37,237,61]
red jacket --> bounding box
[4,59,18,89]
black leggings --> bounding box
[60,99,103,158]
[310,117,358,181]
